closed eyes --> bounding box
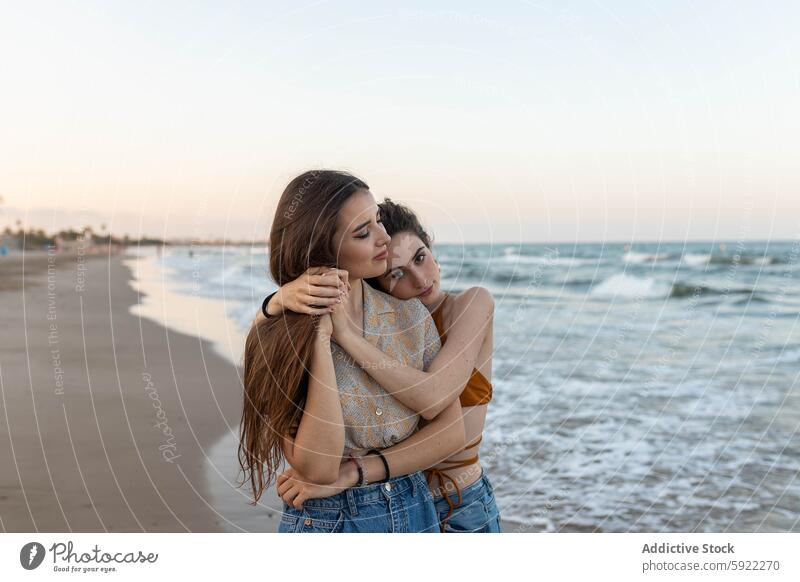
[355,218,383,239]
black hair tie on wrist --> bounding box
[261,291,278,319]
[366,449,391,482]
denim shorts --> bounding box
[277,470,439,533]
[433,467,502,533]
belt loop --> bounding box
[410,473,418,497]
[346,487,358,517]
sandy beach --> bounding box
[0,250,283,532]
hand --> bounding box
[273,267,350,316]
[329,287,358,342]
[276,462,357,509]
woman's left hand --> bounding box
[276,462,356,509]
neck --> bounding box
[426,291,447,314]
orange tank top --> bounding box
[424,293,493,531]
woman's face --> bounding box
[332,189,391,280]
[376,231,442,307]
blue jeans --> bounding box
[277,470,439,533]
[433,467,502,532]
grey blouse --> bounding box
[331,279,441,452]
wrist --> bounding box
[314,336,332,351]
[335,326,357,345]
[266,291,283,316]
[361,454,388,483]
[343,458,360,487]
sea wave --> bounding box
[590,274,757,300]
[622,251,674,264]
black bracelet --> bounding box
[366,449,391,482]
[261,291,278,319]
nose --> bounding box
[410,268,428,288]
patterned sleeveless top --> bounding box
[331,279,442,452]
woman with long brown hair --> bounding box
[264,198,501,532]
[239,170,465,533]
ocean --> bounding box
[125,240,800,532]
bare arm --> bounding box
[335,287,494,420]
[281,318,344,484]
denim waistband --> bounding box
[294,470,426,515]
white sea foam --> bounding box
[589,273,672,299]
[680,253,711,266]
[622,251,671,264]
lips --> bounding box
[419,285,433,297]
[373,249,388,260]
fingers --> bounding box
[331,269,350,291]
[292,490,306,509]
[277,481,289,497]
[308,268,351,291]
[282,486,300,506]
[309,270,341,283]
[302,295,340,308]
[304,284,343,298]
[303,307,338,315]
[280,483,305,510]
[276,476,292,497]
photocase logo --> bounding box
[20,542,46,570]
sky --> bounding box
[1,1,798,243]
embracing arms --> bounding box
[337,287,493,419]
[277,395,465,508]
[263,277,494,420]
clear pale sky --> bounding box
[1,1,798,243]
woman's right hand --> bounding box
[273,266,350,316]
[276,461,358,509]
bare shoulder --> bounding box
[451,286,494,317]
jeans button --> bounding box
[384,482,391,491]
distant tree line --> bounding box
[1,222,166,251]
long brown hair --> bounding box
[238,169,369,503]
